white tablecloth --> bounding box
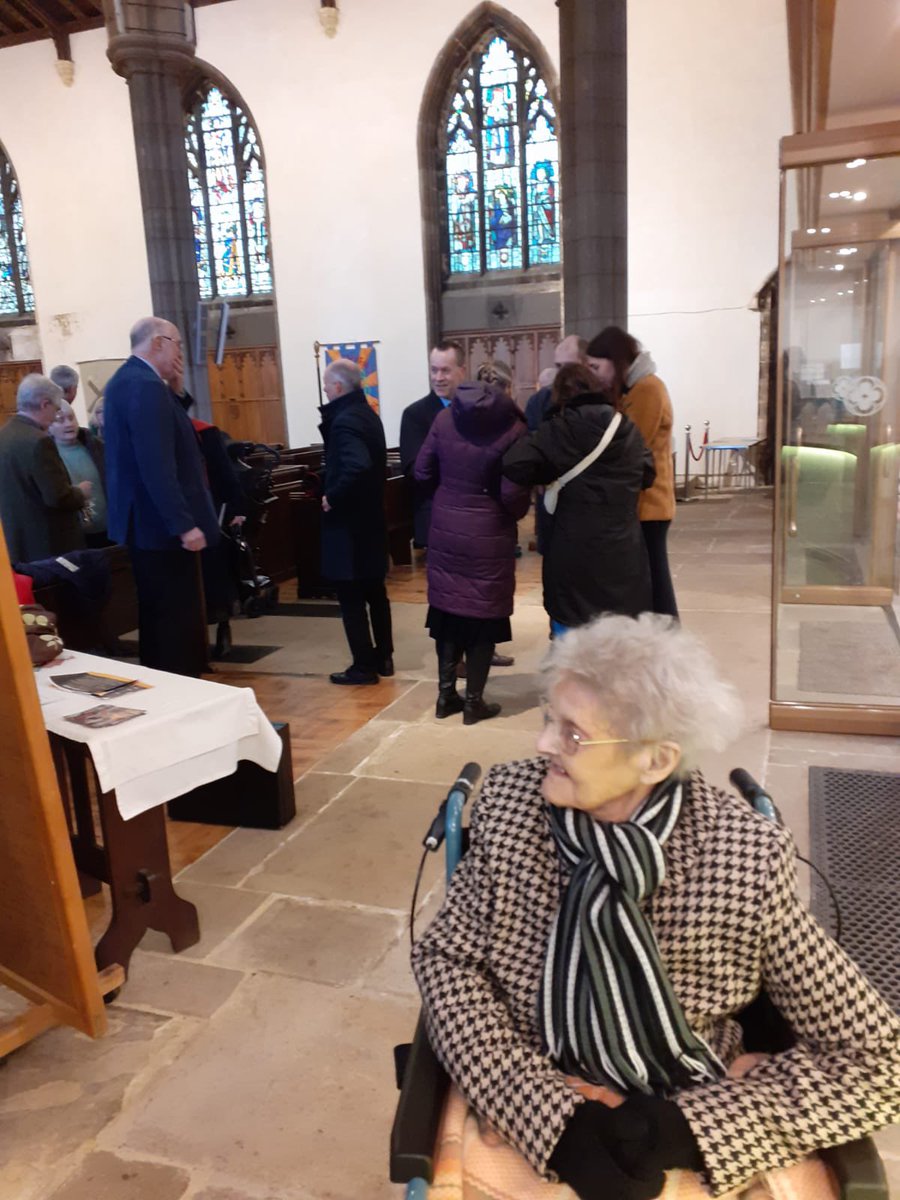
[35,651,283,821]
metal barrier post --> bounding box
[683,426,691,499]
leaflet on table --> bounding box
[64,704,147,728]
[50,671,152,697]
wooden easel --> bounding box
[0,532,123,1058]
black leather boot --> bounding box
[436,640,464,718]
[463,642,501,725]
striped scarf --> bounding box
[538,776,726,1095]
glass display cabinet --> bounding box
[771,122,900,734]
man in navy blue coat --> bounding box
[105,317,219,677]
[399,341,466,549]
[320,358,393,685]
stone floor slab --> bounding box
[364,882,444,999]
[114,951,244,1018]
[209,896,401,986]
[242,775,444,909]
[311,719,403,773]
[102,974,416,1200]
[179,828,296,888]
[46,1152,190,1200]
[140,880,270,959]
[0,1008,175,1179]
[359,722,538,784]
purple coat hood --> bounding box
[414,383,530,619]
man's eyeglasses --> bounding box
[540,704,642,756]
[159,335,183,349]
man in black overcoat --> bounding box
[399,340,466,548]
[320,358,394,685]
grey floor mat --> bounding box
[808,766,899,1012]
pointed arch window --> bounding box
[0,145,35,318]
[444,33,559,277]
[185,85,272,300]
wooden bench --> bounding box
[32,545,139,654]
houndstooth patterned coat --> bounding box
[411,758,900,1197]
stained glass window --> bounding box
[445,34,559,276]
[185,86,272,300]
[0,145,35,318]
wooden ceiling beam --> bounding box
[55,0,86,18]
[9,0,54,31]
[0,0,37,33]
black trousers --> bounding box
[334,578,393,672]
[641,520,679,619]
[128,544,209,677]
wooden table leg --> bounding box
[93,792,200,976]
[50,736,102,899]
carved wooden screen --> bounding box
[448,325,559,409]
[207,345,287,445]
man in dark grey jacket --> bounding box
[0,374,90,564]
[320,358,394,685]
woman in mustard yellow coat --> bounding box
[586,327,677,617]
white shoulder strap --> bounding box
[556,411,622,489]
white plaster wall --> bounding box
[0,28,151,416]
[627,0,790,462]
[193,0,559,447]
[0,1,790,453]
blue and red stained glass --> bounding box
[445,35,559,275]
[0,147,34,317]
[185,87,272,300]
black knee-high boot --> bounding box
[463,641,501,725]
[436,640,465,718]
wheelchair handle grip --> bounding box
[423,762,481,851]
[729,768,780,824]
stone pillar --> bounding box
[105,1,210,417]
[558,0,628,339]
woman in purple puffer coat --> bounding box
[415,382,530,724]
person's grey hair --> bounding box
[130,316,169,350]
[540,613,743,777]
[324,358,363,393]
[50,364,79,392]
[17,373,63,414]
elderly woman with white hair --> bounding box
[412,614,900,1200]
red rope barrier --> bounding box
[687,431,706,462]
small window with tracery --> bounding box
[185,85,273,300]
[0,146,35,318]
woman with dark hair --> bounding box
[502,363,654,635]
[415,381,530,724]
[586,327,678,619]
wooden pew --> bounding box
[240,443,414,593]
[32,545,139,654]
[385,473,414,566]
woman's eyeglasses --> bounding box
[540,704,637,757]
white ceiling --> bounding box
[829,0,900,117]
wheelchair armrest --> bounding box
[390,1013,451,1184]
[819,1137,889,1199]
